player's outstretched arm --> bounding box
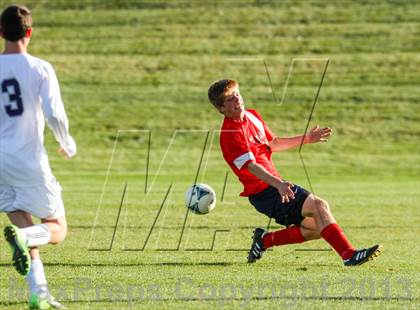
[305,125,333,144]
[268,125,332,152]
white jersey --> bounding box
[0,53,76,186]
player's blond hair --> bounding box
[208,79,238,112]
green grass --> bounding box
[0,0,419,309]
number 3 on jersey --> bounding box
[1,78,24,117]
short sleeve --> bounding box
[220,129,255,170]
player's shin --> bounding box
[262,226,306,249]
[25,258,48,297]
[320,223,355,260]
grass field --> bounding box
[0,0,419,309]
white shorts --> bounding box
[0,178,65,219]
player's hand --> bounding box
[58,147,71,159]
[306,125,332,144]
[276,180,295,203]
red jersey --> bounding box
[220,109,280,196]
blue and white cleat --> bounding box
[344,245,382,266]
[247,228,267,263]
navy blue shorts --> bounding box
[248,185,310,227]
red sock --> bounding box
[320,223,355,260]
[262,226,306,249]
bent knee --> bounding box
[302,195,331,217]
[55,225,67,244]
[49,231,66,245]
[308,196,331,216]
[45,221,67,245]
[315,197,329,209]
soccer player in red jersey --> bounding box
[208,79,381,266]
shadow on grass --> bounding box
[0,262,343,270]
[0,261,235,268]
[70,225,259,229]
[0,295,415,307]
[70,224,410,230]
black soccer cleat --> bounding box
[344,244,382,266]
[4,225,31,276]
[247,228,267,263]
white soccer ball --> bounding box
[185,183,216,214]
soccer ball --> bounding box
[185,183,216,214]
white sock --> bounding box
[21,224,51,247]
[25,258,48,297]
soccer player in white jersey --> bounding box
[0,5,75,309]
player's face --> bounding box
[221,87,244,120]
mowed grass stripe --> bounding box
[32,3,419,25]
[29,37,418,55]
[41,54,419,86]
[34,22,419,39]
